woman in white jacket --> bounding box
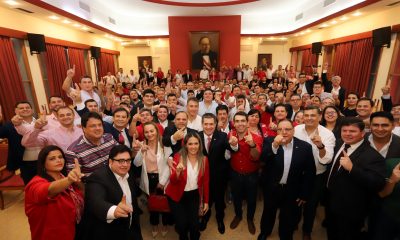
[134,122,172,237]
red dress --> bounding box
[25,176,83,240]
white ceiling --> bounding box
[40,0,366,36]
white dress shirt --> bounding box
[368,134,392,158]
[107,171,132,223]
[294,124,336,175]
[272,139,294,184]
[187,115,203,131]
[198,101,218,116]
[393,127,400,137]
[185,160,199,191]
[199,69,209,80]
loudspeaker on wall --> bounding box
[27,33,46,54]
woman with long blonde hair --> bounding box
[133,122,172,237]
[165,132,210,240]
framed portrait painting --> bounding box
[138,56,152,72]
[190,31,219,70]
[257,54,272,71]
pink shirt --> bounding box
[22,126,83,152]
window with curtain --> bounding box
[388,34,400,104]
[0,36,28,121]
[11,38,38,113]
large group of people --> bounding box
[0,62,400,240]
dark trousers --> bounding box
[147,173,171,226]
[230,170,258,220]
[327,212,364,240]
[168,190,200,240]
[203,175,227,223]
[260,184,301,240]
[302,172,326,235]
[20,160,37,185]
[371,210,400,240]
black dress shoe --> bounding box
[257,233,267,240]
[199,218,207,231]
[217,221,225,234]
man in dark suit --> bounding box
[104,108,132,148]
[322,74,346,111]
[162,111,197,155]
[198,113,238,234]
[258,119,316,240]
[192,36,218,70]
[81,145,142,240]
[182,70,193,83]
[326,117,386,240]
[0,103,25,180]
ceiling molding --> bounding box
[143,0,258,7]
[24,0,379,38]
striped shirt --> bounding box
[65,133,117,177]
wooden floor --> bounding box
[0,190,328,240]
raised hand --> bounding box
[67,65,75,78]
[70,83,82,103]
[132,140,142,152]
[310,128,323,148]
[173,127,186,142]
[141,143,149,154]
[381,80,391,95]
[339,149,353,171]
[114,195,133,218]
[269,117,277,131]
[272,134,285,148]
[244,129,255,147]
[34,105,48,129]
[389,163,400,183]
[175,160,185,176]
[67,158,84,183]
[228,135,238,146]
[11,114,24,126]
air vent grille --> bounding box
[323,0,336,7]
[16,8,33,14]
[295,13,303,21]
[109,17,116,25]
[79,1,90,12]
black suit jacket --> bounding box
[162,126,197,155]
[0,122,24,171]
[260,137,316,201]
[103,122,133,148]
[80,166,142,240]
[182,74,193,83]
[305,74,319,95]
[192,50,218,70]
[327,139,386,221]
[365,133,400,159]
[199,131,233,182]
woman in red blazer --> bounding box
[165,132,209,240]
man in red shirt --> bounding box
[228,111,263,235]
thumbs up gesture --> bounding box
[114,195,133,218]
[310,128,323,148]
[339,150,353,171]
[67,158,84,183]
[272,134,285,148]
[228,134,238,146]
[244,129,255,147]
[67,65,76,78]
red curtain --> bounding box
[0,36,27,121]
[332,38,374,94]
[300,49,317,75]
[97,52,115,82]
[45,44,69,101]
[67,47,86,84]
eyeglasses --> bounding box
[112,158,132,164]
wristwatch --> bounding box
[317,144,325,150]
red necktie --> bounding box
[207,136,212,153]
[118,131,125,144]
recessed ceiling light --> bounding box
[340,16,348,21]
[269,37,275,40]
[280,37,287,40]
[49,15,59,20]
[295,34,299,37]
[330,20,338,24]
[5,0,19,6]
[81,26,89,31]
[320,23,329,28]
[352,12,362,16]
[300,32,305,35]
[62,19,71,24]
[306,29,311,33]
[73,23,81,28]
